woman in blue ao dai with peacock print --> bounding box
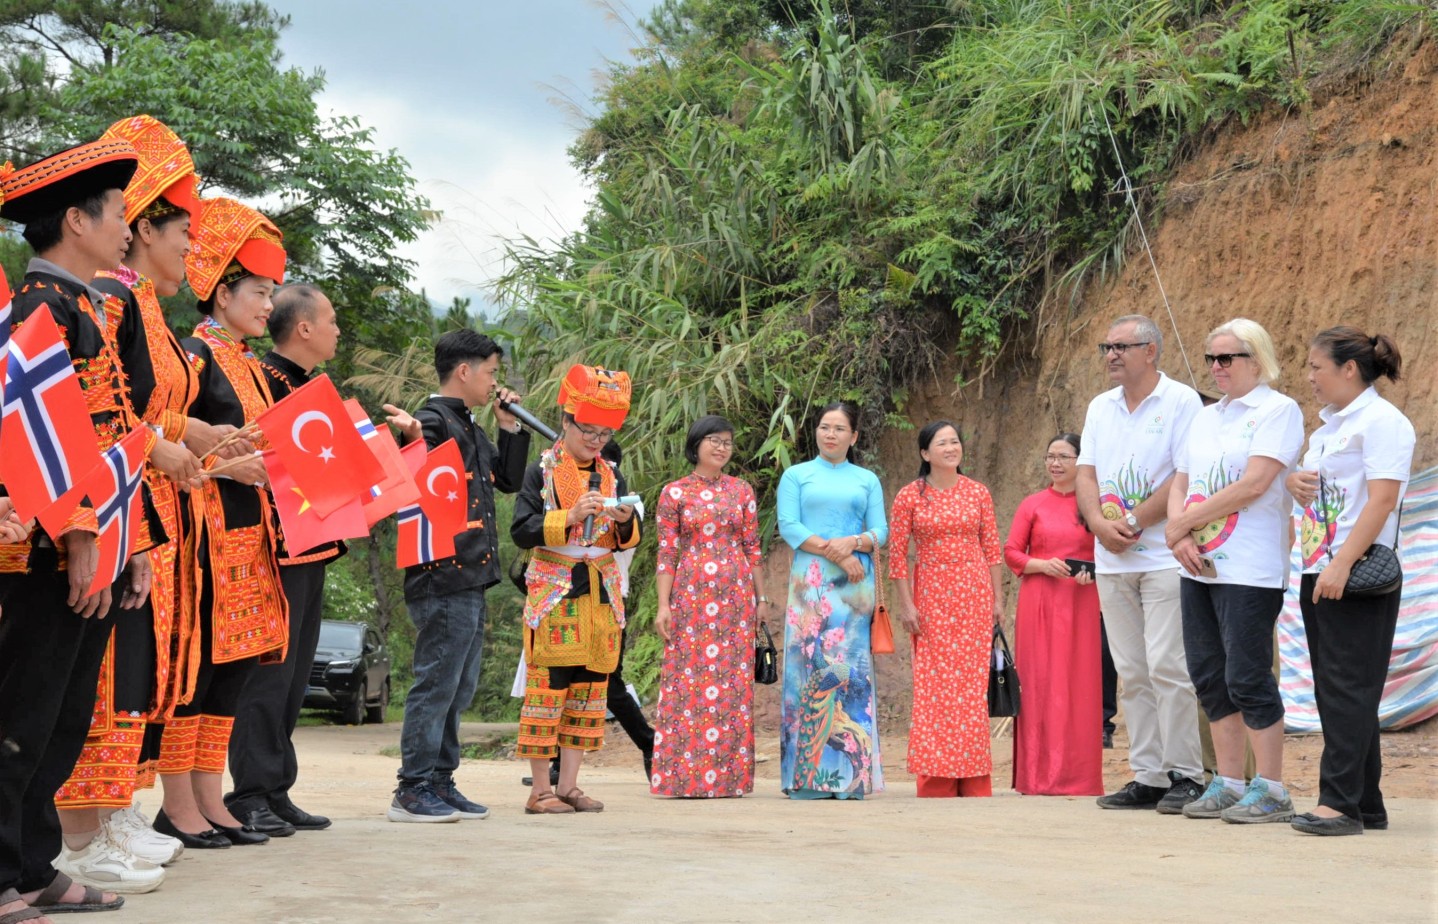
[776,404,889,799]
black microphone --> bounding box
[582,471,602,542]
[498,399,558,442]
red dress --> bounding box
[888,476,1002,782]
[651,473,761,797]
[1004,487,1104,795]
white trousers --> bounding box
[1098,569,1202,787]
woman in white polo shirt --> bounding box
[1164,319,1304,825]
[1285,327,1414,837]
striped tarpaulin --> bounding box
[1279,465,1438,731]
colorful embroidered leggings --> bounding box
[53,718,146,809]
[157,714,234,775]
[518,668,609,759]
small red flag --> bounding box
[412,438,467,540]
[0,306,103,536]
[253,374,385,519]
[265,451,369,556]
[79,426,152,597]
[342,399,419,527]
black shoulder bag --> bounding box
[988,624,1021,718]
[1319,465,1403,598]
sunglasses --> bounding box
[1097,341,1150,357]
[1204,352,1252,368]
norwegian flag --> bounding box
[0,306,102,536]
[395,502,452,568]
[79,426,152,597]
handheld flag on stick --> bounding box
[0,306,102,536]
[79,426,153,597]
[254,374,384,518]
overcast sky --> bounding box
[268,1,661,312]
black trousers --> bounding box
[0,561,116,893]
[227,561,326,813]
[1101,618,1118,736]
[172,575,257,720]
[606,627,654,754]
[1300,574,1402,821]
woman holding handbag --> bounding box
[651,415,763,798]
[1004,433,1104,796]
[889,421,1004,798]
[776,402,888,799]
[1285,327,1414,836]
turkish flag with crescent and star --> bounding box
[0,305,103,536]
[394,438,465,568]
[253,374,385,519]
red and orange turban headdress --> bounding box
[99,114,199,225]
[557,364,632,431]
[185,197,286,301]
[0,139,139,225]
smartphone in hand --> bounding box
[1064,558,1096,578]
[1198,557,1219,579]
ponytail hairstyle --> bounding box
[1311,326,1403,384]
[815,400,860,464]
[916,420,961,499]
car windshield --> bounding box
[318,622,364,655]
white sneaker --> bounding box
[105,805,184,865]
[55,829,166,894]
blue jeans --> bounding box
[398,587,487,787]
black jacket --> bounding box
[402,396,529,597]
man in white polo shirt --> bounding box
[1077,315,1205,813]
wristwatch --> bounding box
[1124,513,1140,531]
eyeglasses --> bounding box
[702,436,735,450]
[1098,341,1151,357]
[1205,352,1252,368]
[571,422,614,444]
[817,424,852,435]
[1044,454,1077,464]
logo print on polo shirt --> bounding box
[1187,459,1238,552]
[1145,413,1165,435]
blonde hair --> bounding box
[1208,317,1280,384]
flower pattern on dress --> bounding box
[651,473,762,797]
[888,476,1002,779]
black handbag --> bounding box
[1320,474,1403,598]
[508,548,532,594]
[754,620,778,685]
[988,624,1020,718]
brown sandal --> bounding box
[28,871,123,914]
[524,791,575,815]
[0,889,44,924]
[558,788,604,812]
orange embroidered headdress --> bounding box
[99,114,199,225]
[185,197,286,301]
[0,138,139,225]
[557,364,632,430]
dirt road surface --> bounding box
[113,721,1436,923]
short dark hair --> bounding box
[21,190,110,254]
[434,329,502,383]
[1050,432,1081,457]
[269,283,325,344]
[684,415,733,465]
[600,438,623,466]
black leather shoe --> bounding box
[269,799,331,831]
[203,814,271,846]
[154,809,230,849]
[1291,812,1364,836]
[237,806,297,837]
[1361,812,1389,830]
